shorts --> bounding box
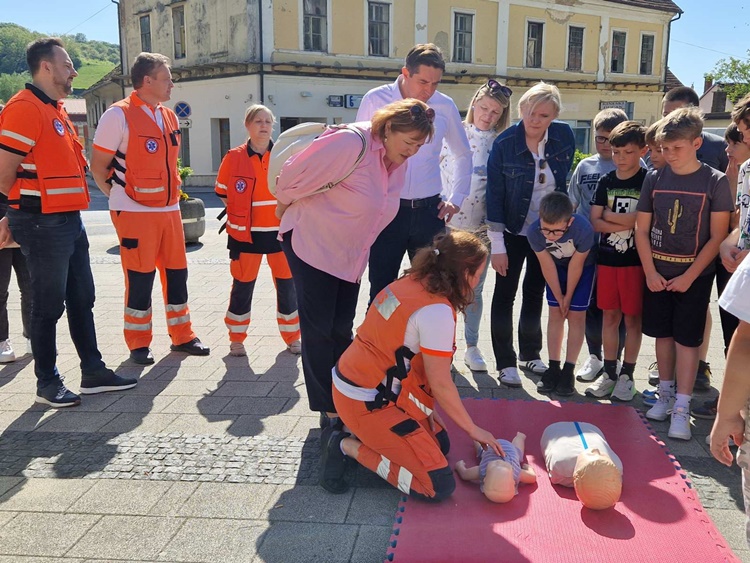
[641,273,713,347]
[597,265,645,316]
[546,263,596,312]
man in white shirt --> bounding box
[356,43,472,302]
[90,52,209,365]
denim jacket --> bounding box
[486,120,575,235]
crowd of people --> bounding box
[1,37,750,541]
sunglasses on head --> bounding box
[487,79,513,98]
[410,104,436,123]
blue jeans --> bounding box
[463,256,490,347]
[7,210,105,387]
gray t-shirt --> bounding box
[479,438,522,493]
[527,213,596,267]
[569,154,617,221]
[637,163,734,278]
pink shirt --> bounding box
[276,123,406,283]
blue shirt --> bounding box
[527,213,596,267]
[479,439,522,493]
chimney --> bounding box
[703,76,714,94]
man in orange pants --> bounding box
[90,52,209,365]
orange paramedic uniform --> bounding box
[215,141,300,346]
[333,275,456,500]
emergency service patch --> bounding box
[52,119,65,136]
[145,138,159,153]
[373,286,400,320]
[235,179,247,193]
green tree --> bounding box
[0,23,35,74]
[0,72,29,103]
[706,50,750,104]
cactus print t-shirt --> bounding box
[636,163,734,278]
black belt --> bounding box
[400,195,441,209]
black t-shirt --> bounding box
[592,168,647,267]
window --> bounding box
[139,15,151,53]
[211,118,231,170]
[303,0,327,52]
[526,22,543,68]
[567,26,584,71]
[173,6,186,59]
[711,91,727,113]
[561,120,592,153]
[179,127,190,167]
[453,12,473,63]
[639,34,655,75]
[368,2,389,57]
[611,31,626,73]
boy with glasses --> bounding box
[569,109,629,384]
[527,192,596,396]
[586,122,648,402]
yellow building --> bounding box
[89,0,682,183]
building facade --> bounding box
[87,0,682,185]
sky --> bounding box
[1,0,748,96]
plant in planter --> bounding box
[177,159,206,244]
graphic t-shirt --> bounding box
[636,163,734,278]
[737,159,750,251]
[527,213,596,267]
[569,154,617,221]
[592,168,647,267]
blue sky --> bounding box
[2,0,748,96]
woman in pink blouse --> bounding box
[276,99,435,429]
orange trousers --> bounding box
[333,386,452,499]
[111,210,196,350]
[226,251,300,344]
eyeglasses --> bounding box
[410,104,436,123]
[538,159,547,184]
[539,225,570,237]
[486,79,513,99]
[595,135,611,144]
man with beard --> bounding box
[0,38,136,407]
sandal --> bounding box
[319,427,351,494]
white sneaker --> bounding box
[0,339,15,363]
[499,367,522,388]
[647,362,660,387]
[585,376,616,398]
[287,340,302,355]
[668,406,692,440]
[576,354,604,382]
[519,358,547,375]
[706,434,735,447]
[646,393,675,421]
[229,342,246,357]
[464,346,487,372]
[610,375,635,402]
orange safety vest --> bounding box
[336,276,456,418]
[4,89,89,213]
[111,93,181,207]
[221,144,278,243]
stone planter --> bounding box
[180,197,206,243]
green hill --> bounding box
[75,60,116,90]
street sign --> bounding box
[179,119,192,128]
[327,95,344,107]
[174,102,191,118]
[344,94,363,109]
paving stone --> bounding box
[0,513,98,557]
[351,524,395,563]
[254,522,358,563]
[346,487,402,526]
[69,480,172,515]
[158,518,266,562]
[176,482,275,519]
[66,515,184,560]
[35,412,119,434]
[0,478,95,512]
[218,397,289,416]
[265,484,352,524]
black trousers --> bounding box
[490,232,545,370]
[0,247,31,341]
[280,230,360,413]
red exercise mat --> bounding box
[385,399,739,563]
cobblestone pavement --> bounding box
[0,199,746,562]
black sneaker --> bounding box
[319,412,344,430]
[693,361,711,392]
[319,426,350,494]
[170,337,210,356]
[80,368,137,395]
[130,347,155,365]
[537,366,560,394]
[36,380,81,408]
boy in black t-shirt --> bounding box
[587,122,648,403]
[635,107,734,441]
